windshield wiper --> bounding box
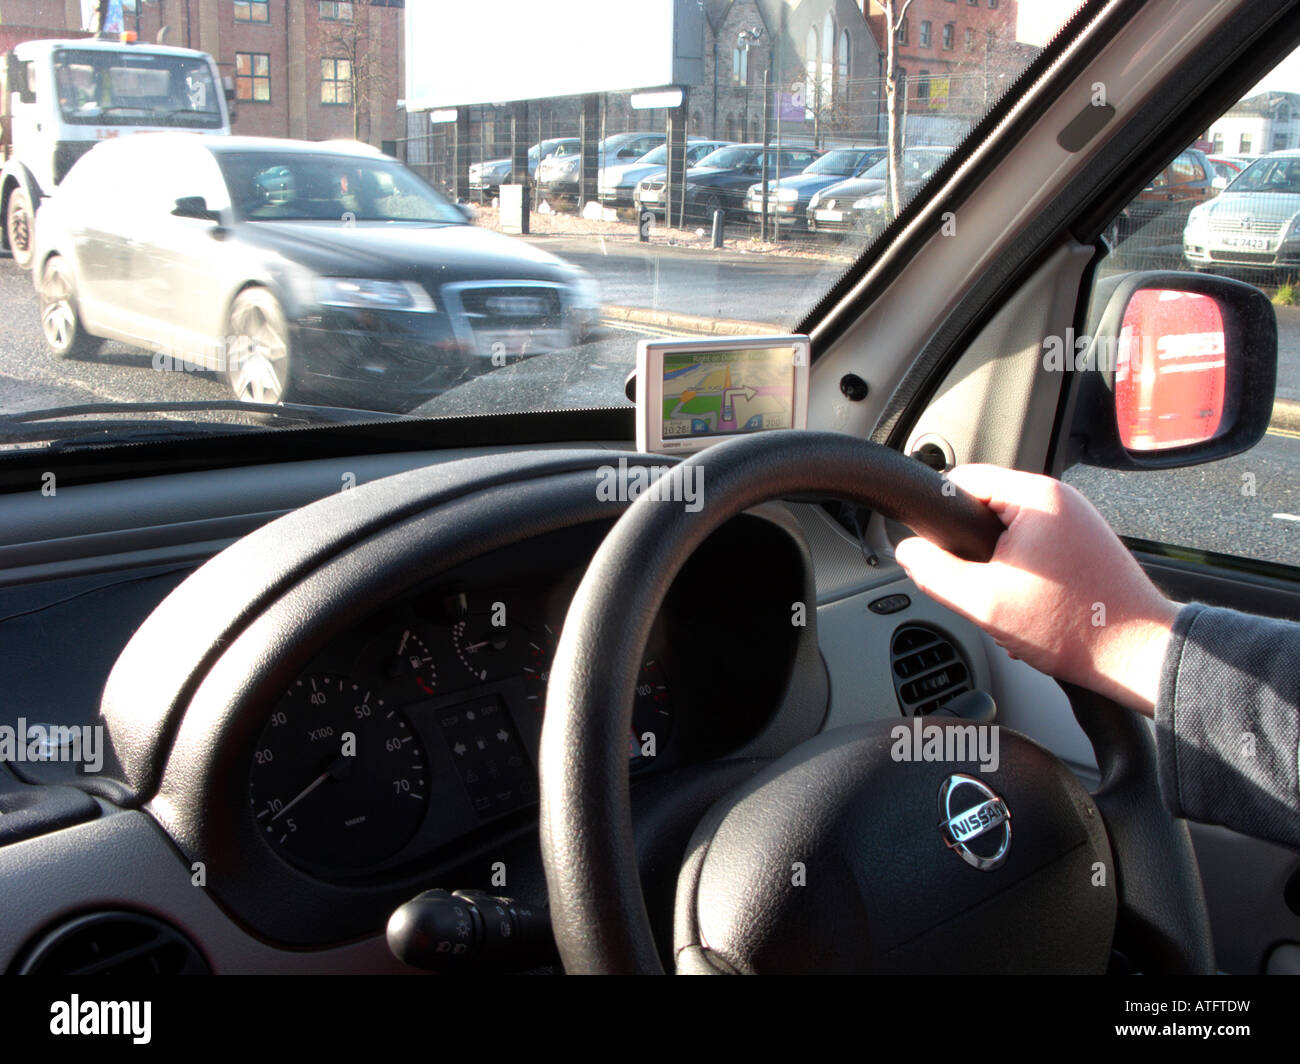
[0,400,408,450]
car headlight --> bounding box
[853,194,886,211]
[567,269,601,312]
[776,187,799,203]
[314,278,437,313]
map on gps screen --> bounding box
[660,347,795,439]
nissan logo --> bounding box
[1241,216,1253,230]
[938,774,1011,871]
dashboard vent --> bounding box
[15,911,209,975]
[890,624,972,716]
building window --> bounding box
[965,28,975,50]
[1274,133,1288,151]
[321,58,352,104]
[989,0,999,7]
[839,29,850,85]
[942,23,954,50]
[732,46,747,85]
[919,21,932,47]
[1239,134,1252,153]
[235,53,270,102]
[896,18,908,46]
[967,0,978,6]
[319,1,353,20]
[917,71,931,103]
[1212,132,1223,152]
[234,1,270,23]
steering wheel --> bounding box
[539,431,1214,974]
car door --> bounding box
[126,142,236,366]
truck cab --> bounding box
[0,37,229,269]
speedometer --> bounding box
[248,673,429,872]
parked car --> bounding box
[597,139,730,207]
[469,138,579,198]
[634,143,820,223]
[805,147,950,233]
[744,146,889,229]
[536,131,665,204]
[33,134,600,412]
[1183,149,1300,272]
[1207,153,1254,190]
[1104,147,1214,267]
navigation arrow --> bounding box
[722,386,757,411]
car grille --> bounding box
[640,179,665,192]
[442,282,570,357]
[1207,251,1278,265]
[1210,218,1285,235]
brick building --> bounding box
[863,0,1034,114]
[0,1,405,151]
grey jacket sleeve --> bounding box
[1154,602,1300,852]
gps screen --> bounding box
[660,347,797,440]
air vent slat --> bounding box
[15,911,209,975]
[890,624,974,716]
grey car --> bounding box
[1183,150,1300,271]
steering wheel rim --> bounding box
[539,430,1212,974]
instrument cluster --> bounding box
[247,580,674,878]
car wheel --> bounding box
[38,256,101,360]
[7,187,35,270]
[225,288,295,405]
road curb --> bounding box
[601,304,779,337]
[1274,398,1300,432]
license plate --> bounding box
[814,209,843,222]
[1222,235,1269,249]
[640,190,661,203]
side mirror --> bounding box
[172,196,224,223]
[1059,271,1276,470]
[223,74,238,124]
[6,55,34,104]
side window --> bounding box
[1075,58,1300,571]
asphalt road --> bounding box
[0,247,1294,567]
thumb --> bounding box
[894,535,980,604]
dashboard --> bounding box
[0,442,1094,971]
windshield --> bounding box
[54,48,222,129]
[805,149,872,175]
[1223,156,1300,193]
[3,1,1085,450]
[694,146,758,169]
[218,152,467,223]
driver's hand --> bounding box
[893,464,1180,715]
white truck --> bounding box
[0,37,231,269]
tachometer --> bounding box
[248,673,429,871]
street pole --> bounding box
[773,41,782,244]
[760,68,770,242]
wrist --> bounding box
[1092,599,1180,715]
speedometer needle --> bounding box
[272,771,329,821]
[272,756,350,821]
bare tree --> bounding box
[317,10,390,143]
[881,0,913,219]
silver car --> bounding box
[1183,150,1300,271]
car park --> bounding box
[743,145,888,228]
[805,147,949,232]
[31,133,600,412]
[1105,147,1215,268]
[469,138,579,200]
[536,131,665,205]
[1,0,1300,999]
[597,139,729,207]
[634,142,820,223]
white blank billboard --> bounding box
[405,0,690,109]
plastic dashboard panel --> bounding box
[0,442,1079,968]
